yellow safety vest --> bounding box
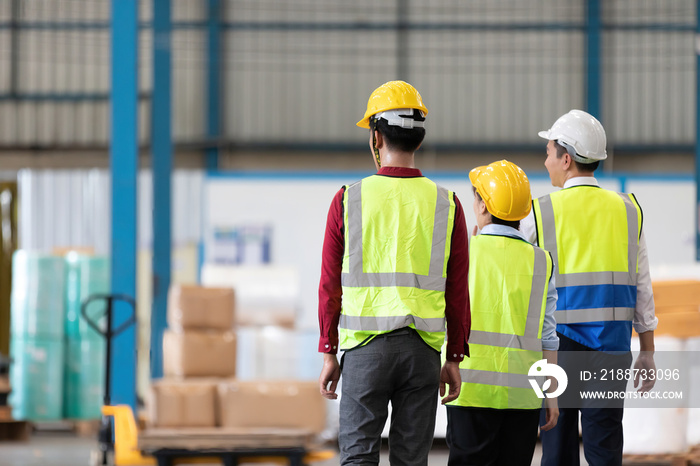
[532,186,642,351]
[339,175,456,352]
[450,234,552,410]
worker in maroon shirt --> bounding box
[317,80,471,466]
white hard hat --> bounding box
[538,109,607,162]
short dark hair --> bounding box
[473,188,521,230]
[554,142,599,172]
[373,110,425,153]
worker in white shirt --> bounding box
[520,109,658,466]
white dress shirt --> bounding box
[520,177,658,334]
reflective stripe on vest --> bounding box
[459,369,533,389]
[341,181,451,293]
[554,307,635,324]
[339,314,446,333]
[536,191,640,324]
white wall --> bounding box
[202,172,696,329]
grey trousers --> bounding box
[339,328,441,466]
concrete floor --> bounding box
[0,433,587,466]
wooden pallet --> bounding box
[688,446,700,466]
[139,427,314,451]
[69,419,102,438]
[31,418,102,437]
[0,420,30,441]
[624,448,700,466]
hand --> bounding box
[633,352,656,393]
[440,361,461,404]
[540,397,559,431]
[319,353,341,400]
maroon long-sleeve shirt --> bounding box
[317,166,470,362]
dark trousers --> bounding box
[446,406,540,466]
[339,328,441,466]
[540,334,630,466]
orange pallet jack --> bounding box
[84,295,335,466]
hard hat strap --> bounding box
[558,140,597,164]
[369,117,381,168]
[374,109,426,129]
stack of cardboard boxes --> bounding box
[0,356,10,422]
[149,284,325,435]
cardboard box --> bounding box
[147,379,217,428]
[217,380,325,433]
[167,285,235,331]
[0,376,10,394]
[163,330,236,377]
[652,280,700,309]
[654,312,700,338]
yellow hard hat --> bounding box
[469,160,532,221]
[357,80,428,129]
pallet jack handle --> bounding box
[82,294,137,466]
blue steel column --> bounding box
[586,0,602,120]
[110,0,138,410]
[696,0,700,261]
[206,0,221,171]
[151,0,172,378]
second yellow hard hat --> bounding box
[469,160,532,221]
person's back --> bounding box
[523,109,657,466]
[317,80,469,466]
[340,173,456,351]
[446,160,559,466]
[533,184,642,351]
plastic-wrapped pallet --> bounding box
[235,326,319,381]
[63,253,110,420]
[201,264,299,327]
[685,336,700,447]
[9,251,66,420]
[622,336,687,454]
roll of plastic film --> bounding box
[63,338,105,419]
[64,254,110,341]
[10,251,66,339]
[9,337,64,420]
[9,251,67,420]
[63,254,110,419]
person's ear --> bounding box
[478,198,488,216]
[562,152,572,169]
[374,130,384,149]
